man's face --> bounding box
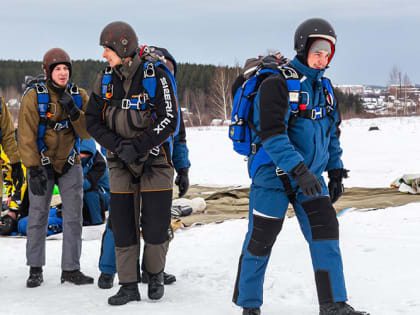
[307,50,330,70]
[51,64,70,87]
[102,47,122,67]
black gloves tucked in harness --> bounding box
[175,168,189,198]
[327,168,349,203]
[59,92,80,121]
[28,167,48,196]
[11,162,24,189]
[291,162,322,198]
[115,139,141,165]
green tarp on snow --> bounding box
[176,185,420,226]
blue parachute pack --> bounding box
[229,52,335,165]
[17,206,63,236]
[101,45,181,154]
[23,82,82,169]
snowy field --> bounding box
[1,116,420,315]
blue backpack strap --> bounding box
[322,77,335,110]
[34,83,52,166]
[142,60,181,154]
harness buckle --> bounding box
[288,91,300,103]
[311,107,323,120]
[121,99,131,109]
[138,93,149,104]
[40,151,50,166]
[150,147,160,156]
[251,143,258,155]
[67,152,76,166]
[144,63,155,78]
[53,121,68,131]
[275,167,286,177]
[104,66,113,75]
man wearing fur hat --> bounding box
[233,18,369,315]
[18,48,93,288]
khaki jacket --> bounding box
[18,81,90,173]
[0,97,20,164]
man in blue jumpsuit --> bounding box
[233,18,369,315]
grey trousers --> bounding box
[26,164,83,271]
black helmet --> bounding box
[100,21,138,59]
[42,48,72,79]
[294,18,336,57]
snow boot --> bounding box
[320,302,370,315]
[142,271,176,285]
[243,307,261,315]
[26,267,43,288]
[61,270,94,285]
[147,271,164,300]
[98,272,115,289]
[108,283,141,306]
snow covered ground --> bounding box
[1,116,419,315]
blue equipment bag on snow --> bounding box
[17,207,63,236]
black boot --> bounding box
[243,307,261,315]
[320,302,370,315]
[98,272,115,289]
[142,271,176,285]
[108,283,141,306]
[61,270,94,285]
[147,271,164,300]
[26,267,43,288]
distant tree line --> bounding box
[0,59,364,125]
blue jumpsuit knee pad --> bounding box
[301,196,339,241]
[247,214,284,257]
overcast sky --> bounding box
[1,0,419,86]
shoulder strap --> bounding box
[101,66,113,99]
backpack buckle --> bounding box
[35,84,48,94]
[280,67,298,79]
[311,107,323,120]
[69,84,79,95]
[144,63,155,78]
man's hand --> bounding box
[291,162,322,198]
[115,140,140,164]
[59,92,80,121]
[175,168,189,198]
[28,167,47,196]
[328,168,349,203]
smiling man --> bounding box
[85,21,179,306]
[232,18,369,315]
[18,48,93,288]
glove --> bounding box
[11,162,24,188]
[28,167,48,196]
[328,168,349,203]
[291,162,322,198]
[175,168,189,198]
[115,140,140,164]
[59,92,80,121]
